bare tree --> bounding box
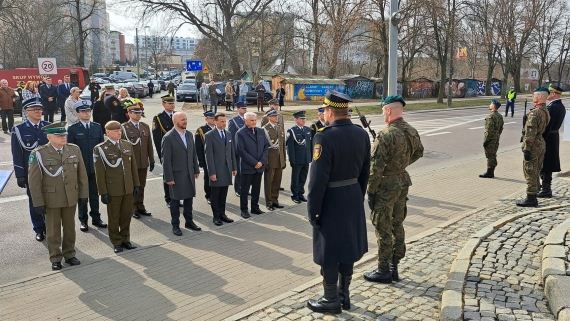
[398,0,428,97]
[64,0,106,67]
[425,0,454,103]
[554,15,570,83]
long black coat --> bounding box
[236,126,268,174]
[542,99,566,172]
[307,118,371,266]
[38,84,58,111]
[104,94,128,123]
[92,99,111,127]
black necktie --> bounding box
[221,131,226,144]
[34,124,38,130]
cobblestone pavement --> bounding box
[464,210,569,321]
[238,179,570,321]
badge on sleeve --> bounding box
[152,121,157,130]
[313,144,322,161]
[29,153,35,165]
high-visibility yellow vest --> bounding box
[508,91,516,100]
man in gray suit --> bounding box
[205,112,237,226]
[161,112,201,236]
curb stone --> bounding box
[542,217,570,320]
[438,204,569,321]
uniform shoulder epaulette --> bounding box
[67,143,80,149]
[318,126,328,132]
[35,144,48,151]
[95,141,106,148]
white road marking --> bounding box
[0,161,13,166]
[417,117,484,135]
[0,195,28,204]
[504,121,517,125]
[425,131,452,137]
[469,126,485,130]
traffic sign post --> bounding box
[38,58,58,75]
[186,60,203,72]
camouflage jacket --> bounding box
[368,118,424,193]
[484,112,504,141]
[522,104,550,152]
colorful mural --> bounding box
[409,78,434,98]
[293,84,345,101]
[462,79,480,97]
[443,79,466,98]
[345,79,374,99]
[476,81,501,96]
[375,83,403,97]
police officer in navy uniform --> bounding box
[195,111,216,204]
[11,98,50,241]
[310,108,326,139]
[104,87,127,123]
[152,95,180,208]
[67,100,107,232]
[286,111,312,203]
[306,90,370,314]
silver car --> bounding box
[176,83,198,102]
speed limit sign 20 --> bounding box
[38,58,58,75]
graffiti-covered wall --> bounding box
[476,81,501,96]
[344,79,374,99]
[294,84,346,101]
[462,79,479,97]
[409,79,434,98]
[375,83,403,97]
[443,79,466,98]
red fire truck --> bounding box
[0,68,90,88]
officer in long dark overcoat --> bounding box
[306,90,370,314]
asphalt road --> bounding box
[0,96,555,285]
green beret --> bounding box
[382,95,406,107]
[534,86,550,94]
[491,99,501,108]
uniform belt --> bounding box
[383,168,406,176]
[327,178,358,188]
[550,130,559,133]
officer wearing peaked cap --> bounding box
[286,110,312,204]
[195,111,216,204]
[28,122,89,270]
[310,107,326,139]
[105,86,126,123]
[263,108,286,211]
[11,97,51,241]
[306,90,370,314]
[67,99,107,232]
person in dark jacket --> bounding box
[38,77,58,122]
[255,80,266,112]
[88,78,101,103]
[195,111,216,204]
[538,84,567,198]
[147,80,155,98]
[276,84,286,110]
[57,75,75,121]
[92,90,112,126]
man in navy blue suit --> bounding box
[228,101,247,196]
[235,111,268,218]
[57,75,75,122]
[38,77,58,122]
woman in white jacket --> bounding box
[64,87,82,126]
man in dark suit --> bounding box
[67,100,107,232]
[195,111,216,204]
[161,112,201,236]
[286,111,312,204]
[88,78,101,103]
[538,84,567,198]
[232,80,240,110]
[152,95,179,207]
[39,77,58,122]
[236,111,268,218]
[205,112,237,226]
[57,75,75,122]
[228,101,247,196]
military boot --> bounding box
[390,258,400,282]
[307,282,341,314]
[338,274,352,310]
[363,265,392,284]
[537,184,552,198]
[478,168,494,178]
[516,194,538,207]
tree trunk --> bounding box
[327,42,341,78]
[485,52,494,96]
[75,1,85,67]
[312,31,320,75]
[438,62,445,103]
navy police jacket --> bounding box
[11,120,50,178]
[67,121,105,174]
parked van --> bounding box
[112,71,138,81]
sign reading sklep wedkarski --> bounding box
[37,58,58,75]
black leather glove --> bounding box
[282,164,286,170]
[523,150,531,161]
[309,219,321,230]
[16,177,27,188]
[149,163,155,171]
[483,141,489,148]
[367,192,376,210]
[34,206,46,215]
[101,194,111,204]
[133,186,141,199]
[78,198,88,207]
[290,162,295,168]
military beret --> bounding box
[382,95,406,107]
[42,122,67,135]
[73,100,92,111]
[161,95,175,103]
[268,98,279,105]
[204,111,215,118]
[322,90,352,108]
[105,120,121,130]
[265,109,279,117]
[104,84,114,90]
[236,101,247,109]
[534,86,550,94]
[293,111,306,119]
[549,84,563,94]
[22,97,42,109]
[491,99,501,108]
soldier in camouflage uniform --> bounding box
[364,95,424,284]
[479,100,504,178]
[516,87,551,207]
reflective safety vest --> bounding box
[508,91,516,100]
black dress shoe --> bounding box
[235,192,241,197]
[213,219,223,226]
[251,208,264,215]
[179,201,184,207]
[52,262,62,270]
[291,197,301,204]
[220,215,234,223]
[279,187,284,191]
[207,198,211,204]
[92,220,107,228]
[65,257,81,266]
[172,226,182,236]
[137,209,152,216]
[273,203,284,208]
[185,221,202,231]
[299,196,308,202]
[241,210,251,218]
[166,202,171,208]
[266,205,275,211]
[114,245,123,253]
[121,242,137,250]
[132,211,140,219]
[36,232,45,242]
[80,222,89,232]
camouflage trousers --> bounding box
[370,186,409,267]
[524,146,546,195]
[484,140,500,168]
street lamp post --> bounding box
[144,26,149,76]
[136,28,140,82]
[387,0,400,96]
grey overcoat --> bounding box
[161,129,200,200]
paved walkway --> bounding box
[234,179,570,321]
